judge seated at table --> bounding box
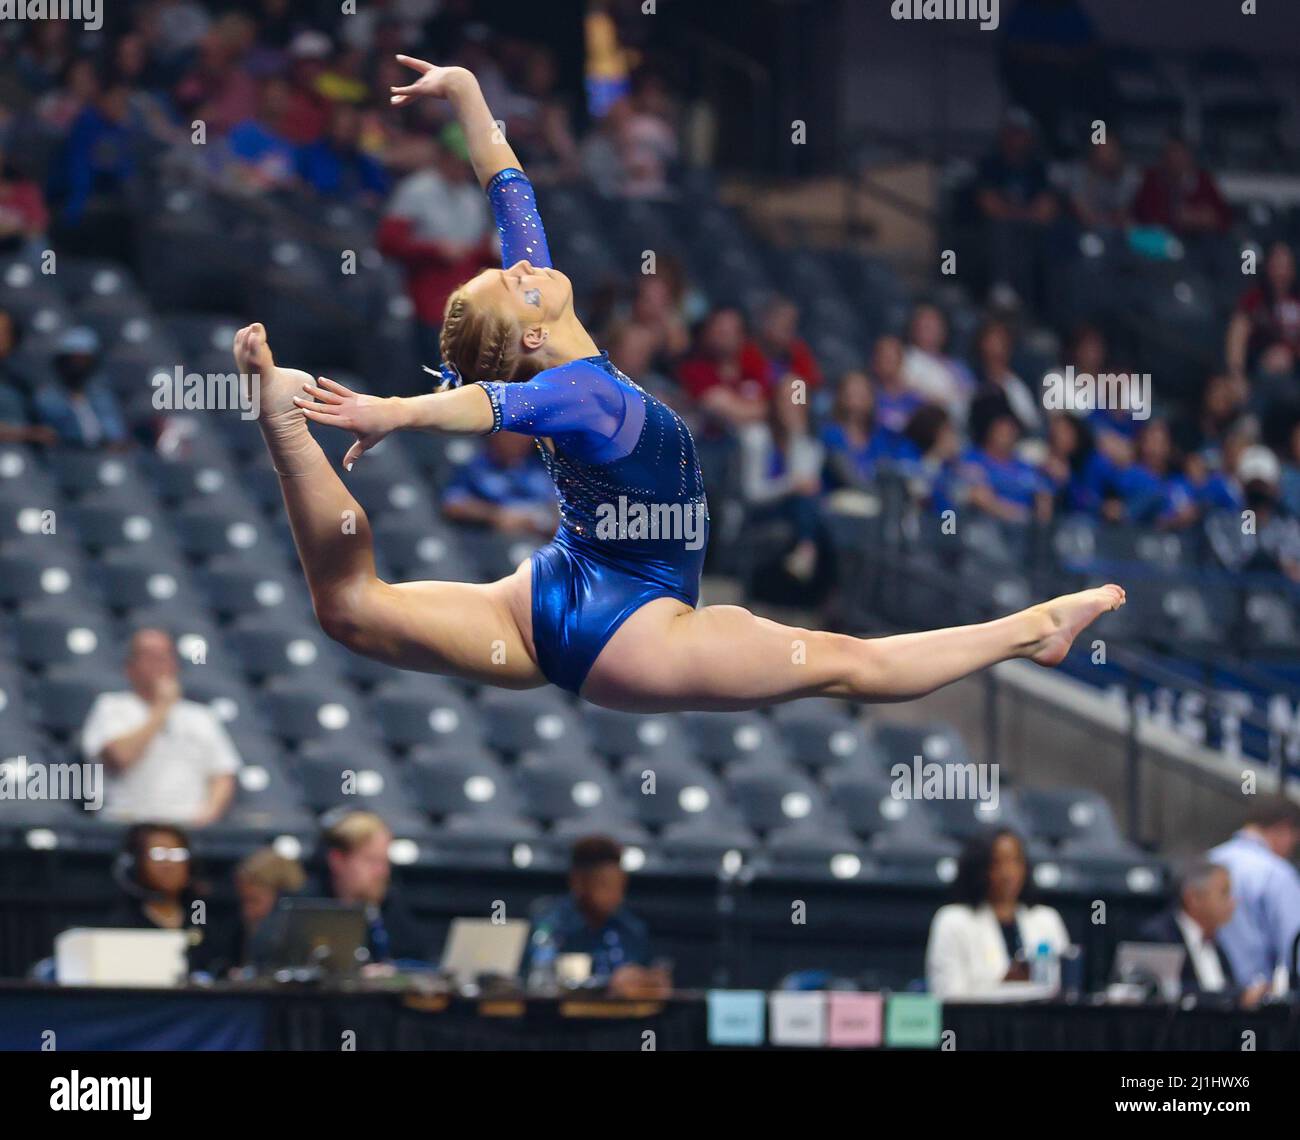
[926,828,1069,999]
[521,835,670,999]
[106,821,223,975]
[1137,859,1267,1008]
[319,810,429,967]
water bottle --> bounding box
[1030,940,1059,993]
[527,925,558,996]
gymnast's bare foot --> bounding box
[1024,584,1126,667]
[233,323,313,433]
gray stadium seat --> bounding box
[405,744,519,819]
[515,750,624,825]
[479,688,587,755]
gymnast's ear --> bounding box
[521,325,549,351]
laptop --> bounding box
[257,898,370,977]
[1112,941,1187,1002]
[439,918,530,986]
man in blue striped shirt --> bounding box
[1209,798,1300,987]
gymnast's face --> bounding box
[464,259,573,333]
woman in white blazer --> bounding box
[926,828,1070,999]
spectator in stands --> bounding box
[0,144,49,257]
[581,77,678,201]
[821,369,917,490]
[225,76,301,194]
[926,828,1070,999]
[739,374,826,582]
[227,847,307,973]
[1041,412,1103,515]
[1051,324,1141,466]
[279,30,334,145]
[677,306,769,430]
[107,821,221,975]
[971,318,1042,437]
[1138,859,1266,1007]
[0,309,56,445]
[296,102,390,203]
[148,0,213,65]
[1228,449,1300,582]
[868,333,923,440]
[1226,241,1300,381]
[955,403,1052,525]
[623,270,692,372]
[607,321,674,401]
[972,109,1058,308]
[34,56,101,136]
[1102,419,1199,530]
[52,80,143,255]
[173,15,261,136]
[1132,135,1231,239]
[81,628,241,827]
[322,810,428,964]
[16,19,75,96]
[442,430,557,538]
[901,302,975,424]
[498,45,580,183]
[1067,138,1136,231]
[377,124,493,368]
[522,835,668,998]
[34,327,130,450]
[1176,371,1249,468]
[741,296,823,397]
[903,403,961,514]
[1208,797,1300,987]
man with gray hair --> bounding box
[1138,858,1265,1006]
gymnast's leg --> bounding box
[581,585,1125,714]
[232,323,544,689]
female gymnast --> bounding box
[231,56,1124,715]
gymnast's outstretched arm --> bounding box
[391,56,522,191]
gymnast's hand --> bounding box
[388,55,473,106]
[293,376,403,471]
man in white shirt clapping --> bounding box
[81,629,241,827]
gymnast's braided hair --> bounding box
[436,286,542,390]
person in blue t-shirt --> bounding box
[1103,419,1199,529]
[820,368,920,490]
[441,429,558,537]
[957,403,1052,524]
[296,103,391,204]
[521,835,669,997]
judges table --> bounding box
[1,981,1298,1051]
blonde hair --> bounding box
[235,848,306,894]
[322,810,391,855]
[439,286,541,386]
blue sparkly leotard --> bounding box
[475,168,709,694]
